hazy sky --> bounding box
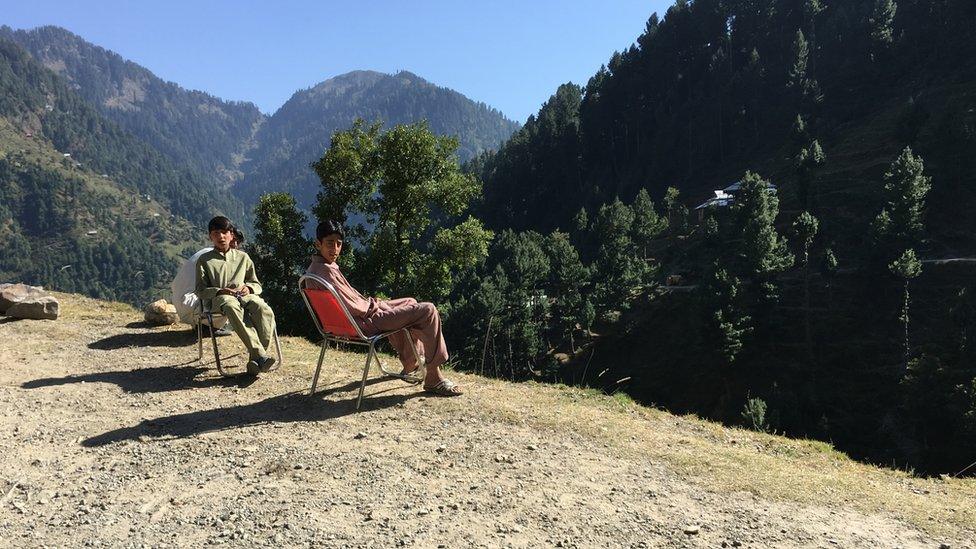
[3,0,674,123]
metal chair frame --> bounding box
[299,273,422,409]
[196,295,283,377]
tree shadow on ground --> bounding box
[21,362,258,393]
[83,378,421,446]
[0,316,24,324]
[88,328,197,349]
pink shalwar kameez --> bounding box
[305,255,449,369]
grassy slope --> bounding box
[51,291,976,541]
[0,117,202,286]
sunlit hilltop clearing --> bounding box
[0,292,973,548]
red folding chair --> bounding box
[299,273,421,409]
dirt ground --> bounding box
[1,293,973,548]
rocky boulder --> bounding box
[1,283,59,319]
[1,283,46,314]
[144,299,178,325]
[6,295,60,320]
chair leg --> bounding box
[376,329,422,379]
[273,326,283,368]
[197,321,203,361]
[406,328,426,381]
[209,314,228,377]
[356,345,375,410]
[309,339,327,395]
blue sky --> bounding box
[3,0,674,123]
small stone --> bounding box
[436,445,446,453]
[144,299,177,325]
[527,444,538,451]
[354,432,367,440]
[683,525,700,535]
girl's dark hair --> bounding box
[315,220,345,241]
[232,227,245,247]
[208,216,233,232]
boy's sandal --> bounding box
[423,379,463,396]
[389,365,423,384]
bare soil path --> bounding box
[1,294,973,548]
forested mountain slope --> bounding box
[0,25,265,191]
[236,70,519,208]
[454,0,976,475]
[475,0,976,256]
[0,39,216,304]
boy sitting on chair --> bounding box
[306,220,462,396]
[196,216,277,376]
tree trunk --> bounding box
[902,280,911,372]
[804,251,812,362]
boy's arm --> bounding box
[243,255,262,295]
[195,256,220,301]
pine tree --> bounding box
[731,172,794,299]
[789,29,810,91]
[889,248,921,371]
[545,231,592,352]
[869,0,898,48]
[631,188,667,260]
[663,186,687,239]
[872,147,931,252]
[820,247,838,309]
[702,265,752,366]
[592,198,644,309]
[792,211,819,360]
[795,137,825,210]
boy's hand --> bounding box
[236,286,251,297]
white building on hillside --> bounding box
[695,180,777,220]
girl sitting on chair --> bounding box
[305,220,462,396]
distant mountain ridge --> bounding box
[0,25,265,191]
[1,25,520,215]
[236,69,520,207]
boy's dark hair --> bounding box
[208,216,233,233]
[315,220,344,241]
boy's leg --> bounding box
[363,301,458,394]
[362,301,447,368]
[212,294,264,359]
[387,330,424,371]
[241,295,275,350]
[376,298,422,370]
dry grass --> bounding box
[464,379,976,539]
[250,316,976,539]
[29,292,976,541]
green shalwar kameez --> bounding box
[195,248,276,360]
